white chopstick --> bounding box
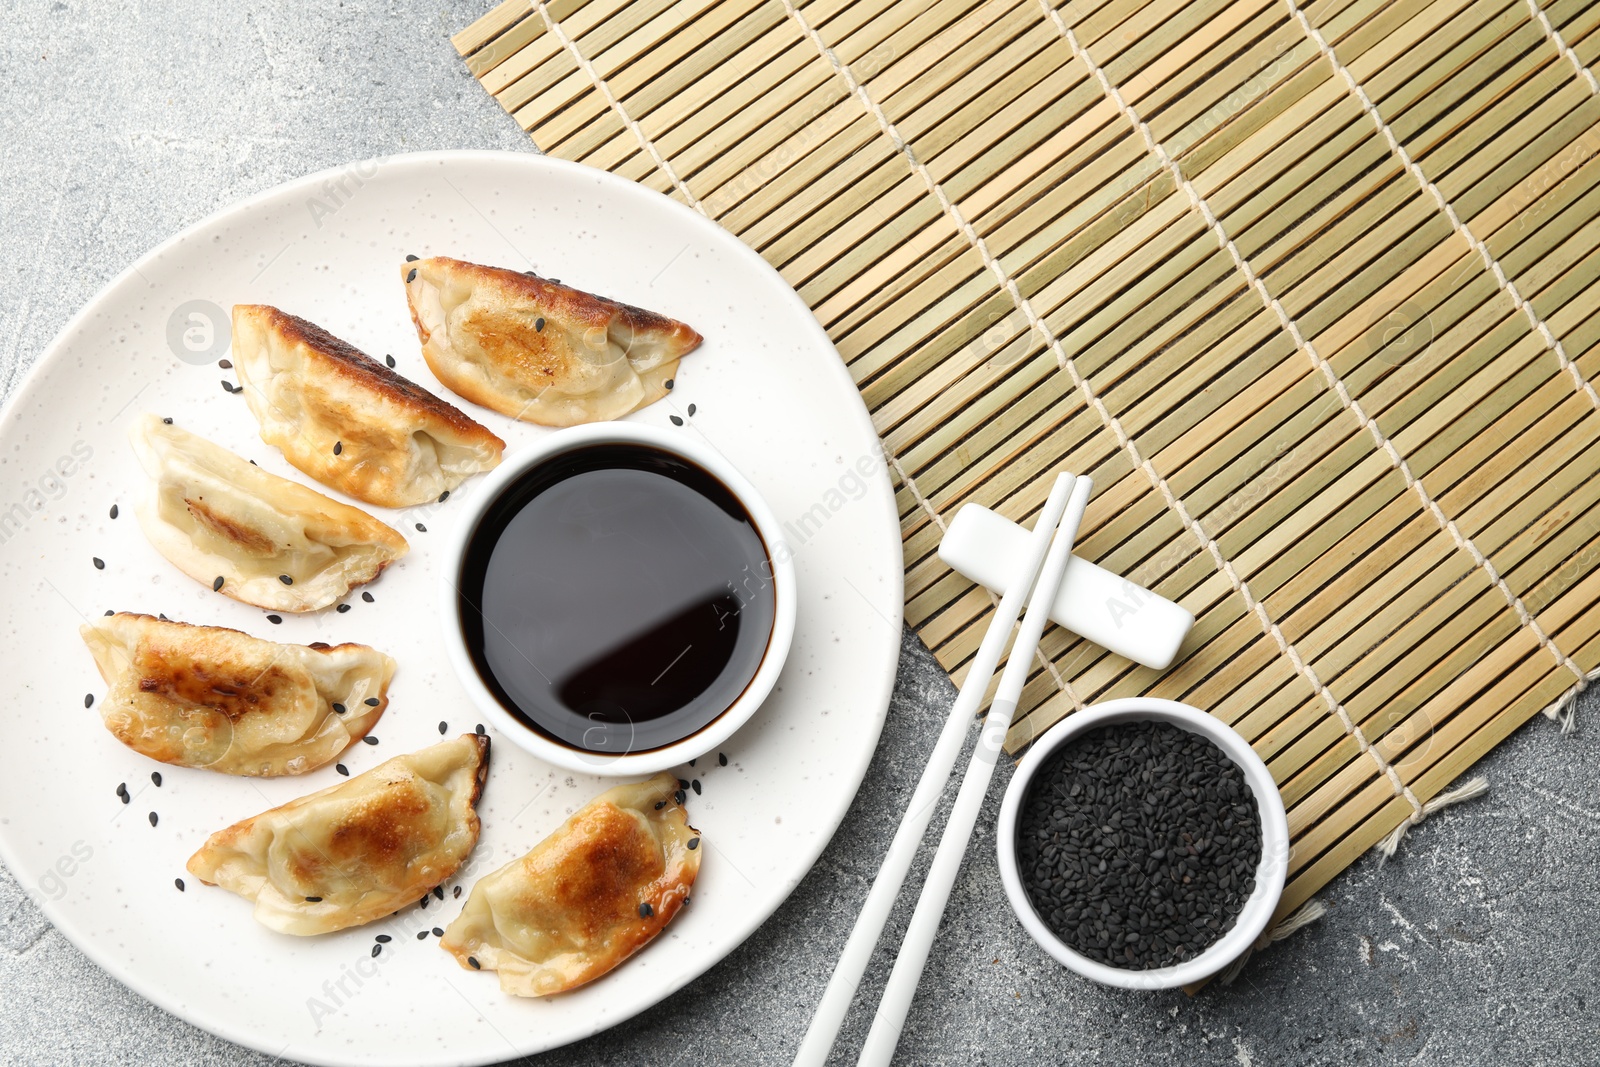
[856,474,1093,1067]
[792,471,1080,1067]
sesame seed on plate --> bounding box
[336,764,349,776]
[337,603,351,613]
[84,693,94,709]
[266,615,282,624]
[151,772,162,787]
[415,523,426,533]
[148,812,158,827]
[669,415,683,426]
[362,592,375,603]
[371,945,381,958]
[385,355,396,368]
[174,878,185,892]
[362,736,378,745]
[109,504,118,519]
[468,957,480,969]
[92,557,105,570]
[375,934,391,943]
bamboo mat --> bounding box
[453,0,1600,924]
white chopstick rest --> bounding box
[938,502,1194,669]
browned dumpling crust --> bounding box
[80,613,392,776]
[187,734,490,935]
[440,771,701,996]
[231,305,505,508]
[129,414,408,612]
[402,257,702,427]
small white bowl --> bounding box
[438,421,797,776]
[996,698,1289,989]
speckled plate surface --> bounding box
[0,151,903,1067]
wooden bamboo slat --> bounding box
[454,0,1600,929]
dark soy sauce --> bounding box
[458,444,776,754]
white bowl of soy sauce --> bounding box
[440,421,796,776]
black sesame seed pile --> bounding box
[1016,720,1262,971]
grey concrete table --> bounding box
[1,4,1596,1064]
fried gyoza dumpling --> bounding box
[231,305,505,508]
[440,771,700,995]
[402,256,702,427]
[79,613,392,776]
[129,414,407,612]
[187,734,490,935]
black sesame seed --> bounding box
[675,790,686,805]
[687,838,700,850]
[468,957,481,969]
[664,379,674,390]
[336,764,349,776]
[267,614,282,624]
[279,574,294,585]
[337,603,351,613]
[92,557,105,570]
[718,752,727,766]
[371,944,382,958]
[669,415,683,426]
[417,930,429,940]
[221,380,234,394]
[433,886,445,901]
[689,759,696,767]
[1013,720,1263,971]
[362,592,375,603]
[475,724,485,736]
[120,793,130,805]
[375,934,392,943]
[151,771,162,787]
[174,878,185,891]
[115,782,127,798]
[162,417,173,424]
[687,403,697,416]
[638,902,654,918]
[148,812,158,827]
[104,610,114,616]
[535,317,545,332]
[405,254,419,263]
[213,576,225,591]
[415,523,427,533]
[332,702,346,714]
[109,504,119,519]
[385,354,396,368]
[84,693,94,709]
[549,278,560,284]
[691,779,702,795]
[678,779,689,789]
[407,269,417,283]
[453,885,462,899]
[364,697,380,707]
[438,490,449,502]
[219,359,232,369]
[158,614,168,621]
[305,896,322,902]
[438,721,448,735]
[363,736,378,745]
[432,927,444,937]
[333,441,343,456]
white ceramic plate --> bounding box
[0,151,903,1066]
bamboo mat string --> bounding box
[1042,1,1588,739]
[1525,0,1600,95]
[530,0,705,212]
[1288,0,1600,414]
[773,0,1087,714]
[1038,0,1432,840]
[791,0,1424,840]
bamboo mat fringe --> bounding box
[1376,774,1490,860]
[454,0,1600,943]
[1219,897,1326,985]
